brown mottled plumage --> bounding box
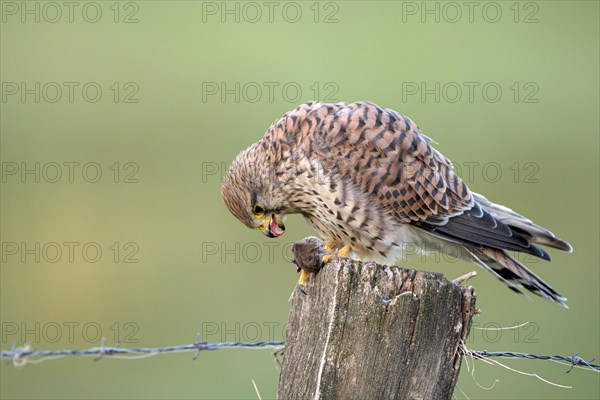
[222,101,573,306]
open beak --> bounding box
[260,213,285,238]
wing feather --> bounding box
[298,101,474,223]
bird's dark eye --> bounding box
[253,203,265,216]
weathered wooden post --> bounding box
[278,239,476,400]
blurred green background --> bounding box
[1,1,598,399]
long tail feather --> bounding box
[466,246,568,308]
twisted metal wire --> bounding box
[1,335,284,365]
[1,336,598,372]
[472,350,599,372]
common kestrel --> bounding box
[222,101,572,306]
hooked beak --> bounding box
[259,213,285,238]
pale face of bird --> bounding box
[222,154,288,238]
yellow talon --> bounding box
[322,254,334,263]
[299,269,310,286]
[298,270,311,294]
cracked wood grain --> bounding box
[278,239,477,400]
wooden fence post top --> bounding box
[279,240,476,400]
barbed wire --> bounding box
[1,335,284,366]
[1,336,598,372]
[472,350,599,373]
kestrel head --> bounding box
[221,146,287,238]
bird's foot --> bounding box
[298,269,311,295]
[337,246,351,257]
[322,245,351,264]
[322,242,336,252]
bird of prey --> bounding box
[222,101,573,306]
